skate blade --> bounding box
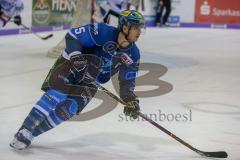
[9,138,28,151]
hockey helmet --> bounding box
[118,10,145,32]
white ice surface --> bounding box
[0,28,240,160]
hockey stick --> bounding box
[141,0,145,11]
[93,82,228,158]
[19,23,53,40]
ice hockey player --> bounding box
[10,10,145,150]
[0,0,23,28]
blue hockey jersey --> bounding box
[42,23,140,99]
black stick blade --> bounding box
[198,151,228,158]
[42,34,53,40]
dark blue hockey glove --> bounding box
[13,15,22,26]
[123,95,140,119]
[70,54,88,70]
[67,54,88,84]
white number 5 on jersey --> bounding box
[75,27,86,34]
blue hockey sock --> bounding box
[32,99,78,137]
[32,118,53,137]
[19,107,47,133]
[19,89,66,133]
[31,94,79,137]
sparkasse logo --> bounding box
[199,0,240,17]
[195,0,240,24]
[200,1,211,15]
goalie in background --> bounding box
[10,10,145,150]
[0,0,23,28]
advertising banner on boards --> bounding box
[195,0,240,24]
[32,0,77,26]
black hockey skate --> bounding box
[10,128,33,150]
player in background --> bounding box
[10,10,145,150]
[0,0,23,28]
[155,0,171,27]
[93,0,137,23]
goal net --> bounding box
[47,0,94,58]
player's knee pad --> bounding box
[25,89,69,130]
[42,99,78,127]
[54,98,79,121]
[21,89,65,132]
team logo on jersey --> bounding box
[103,41,118,55]
[121,53,133,66]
